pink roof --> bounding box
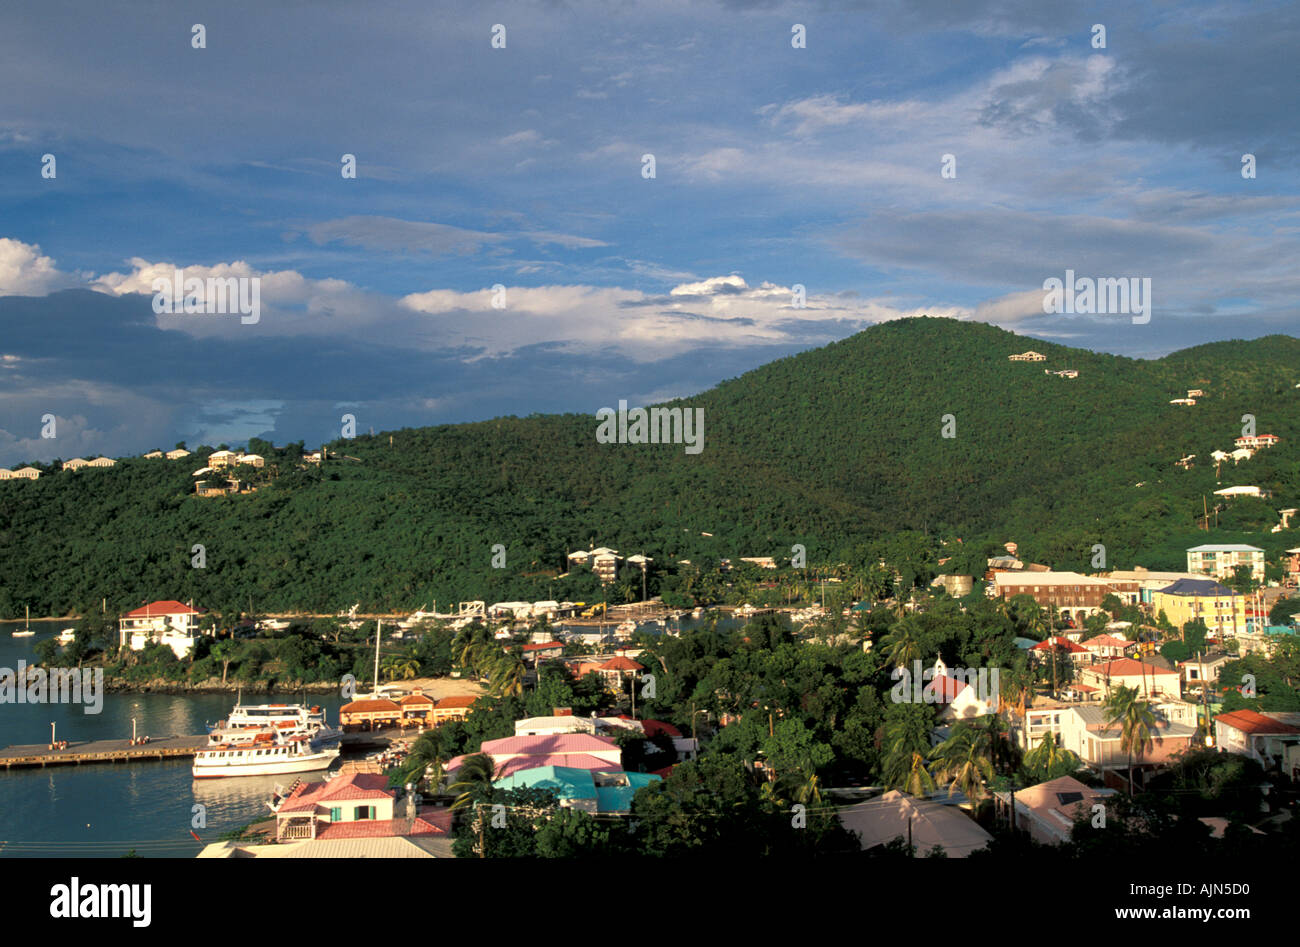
[496,754,623,778]
[1090,658,1177,677]
[480,732,618,755]
[599,656,645,672]
[1085,635,1132,649]
[522,641,564,651]
[124,600,205,618]
[1032,636,1089,653]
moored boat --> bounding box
[205,701,342,747]
[193,731,340,778]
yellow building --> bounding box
[1151,578,1246,639]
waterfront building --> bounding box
[118,600,208,658]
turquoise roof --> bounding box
[594,772,661,813]
[494,766,660,813]
[493,766,597,801]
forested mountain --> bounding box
[2,316,1298,618]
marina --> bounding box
[0,735,209,769]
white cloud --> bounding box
[0,238,80,295]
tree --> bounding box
[490,650,526,697]
[1103,683,1156,796]
[880,617,924,668]
[881,702,937,795]
[391,727,450,791]
[211,641,235,685]
[931,719,995,803]
[382,650,419,682]
[1022,731,1080,782]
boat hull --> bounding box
[193,749,339,779]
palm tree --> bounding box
[881,706,935,794]
[453,623,496,678]
[211,641,235,685]
[382,652,419,681]
[931,720,995,803]
[1022,730,1080,778]
[886,749,937,797]
[490,651,526,697]
[1000,660,1035,718]
[405,728,449,792]
[449,752,499,859]
[880,617,924,669]
[1103,683,1157,796]
[449,752,499,809]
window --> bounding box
[354,805,375,821]
[330,807,342,822]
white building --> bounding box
[118,600,208,658]
[1186,544,1265,583]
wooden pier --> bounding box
[0,735,210,769]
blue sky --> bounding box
[0,0,1296,464]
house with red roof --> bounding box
[272,771,451,842]
[897,657,998,722]
[567,655,646,694]
[519,640,565,665]
[1214,710,1300,769]
[117,600,208,658]
[1030,636,1093,665]
[1079,658,1179,698]
[1082,634,1136,660]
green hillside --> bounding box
[2,316,1297,617]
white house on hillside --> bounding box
[118,600,208,658]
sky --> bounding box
[0,0,1296,465]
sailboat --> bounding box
[12,605,35,637]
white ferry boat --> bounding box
[193,731,341,778]
[205,701,342,747]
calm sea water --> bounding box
[0,621,346,858]
[0,613,750,857]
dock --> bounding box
[0,735,210,769]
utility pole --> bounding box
[1199,650,1211,746]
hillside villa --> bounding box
[118,600,208,658]
[1186,544,1265,582]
